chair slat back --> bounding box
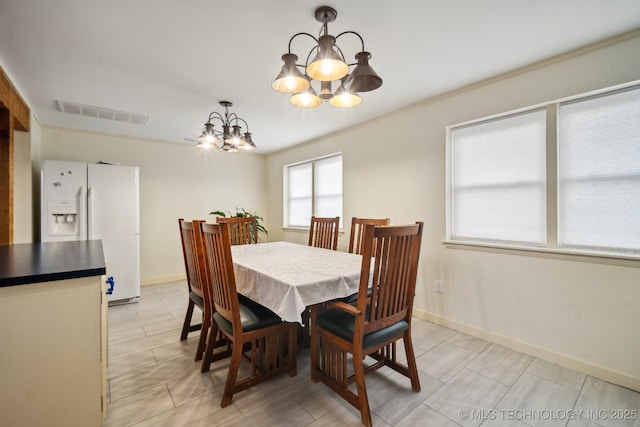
[358,222,423,334]
[200,222,241,333]
[178,218,208,300]
[308,216,340,250]
[216,216,258,245]
[348,217,390,254]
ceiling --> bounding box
[1,1,640,154]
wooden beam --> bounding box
[0,67,29,132]
[0,66,30,245]
[0,108,12,244]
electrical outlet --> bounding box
[435,280,443,293]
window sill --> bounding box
[442,240,640,268]
[282,227,345,234]
[282,226,309,232]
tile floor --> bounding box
[102,281,640,427]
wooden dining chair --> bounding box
[308,216,340,250]
[215,216,258,245]
[310,222,424,427]
[343,217,392,304]
[178,218,229,372]
[177,218,212,363]
[200,222,297,406]
[348,217,390,254]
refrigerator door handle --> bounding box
[79,186,87,240]
[88,186,96,240]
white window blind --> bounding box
[558,87,640,254]
[285,154,343,228]
[286,162,312,227]
[450,110,546,245]
[314,155,343,222]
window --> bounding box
[285,154,342,228]
[447,84,640,259]
[450,109,546,246]
[558,88,640,254]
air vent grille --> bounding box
[56,100,149,125]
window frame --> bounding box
[445,81,640,265]
[283,152,343,230]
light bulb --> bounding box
[285,76,296,91]
[329,90,362,108]
[320,59,333,78]
[301,93,311,106]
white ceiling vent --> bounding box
[56,100,149,125]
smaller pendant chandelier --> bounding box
[196,101,256,152]
[272,5,382,108]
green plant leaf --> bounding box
[209,207,268,237]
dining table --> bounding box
[230,241,364,324]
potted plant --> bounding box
[210,207,268,241]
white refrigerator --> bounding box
[41,160,140,303]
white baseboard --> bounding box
[413,308,640,392]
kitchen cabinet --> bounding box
[0,240,107,426]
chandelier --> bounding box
[196,101,256,152]
[272,6,382,108]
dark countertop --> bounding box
[0,240,106,287]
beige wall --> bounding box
[12,113,41,244]
[13,130,31,243]
[265,32,640,390]
[41,129,267,285]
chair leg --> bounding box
[221,341,243,407]
[194,309,209,362]
[288,324,298,377]
[180,298,195,341]
[403,330,421,392]
[301,308,311,348]
[201,320,215,373]
[201,322,231,373]
[353,354,372,427]
[309,306,319,382]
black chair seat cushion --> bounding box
[343,287,373,304]
[317,307,408,349]
[189,291,204,308]
[214,296,283,336]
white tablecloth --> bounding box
[231,242,363,324]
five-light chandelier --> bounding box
[196,101,256,152]
[272,5,382,108]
